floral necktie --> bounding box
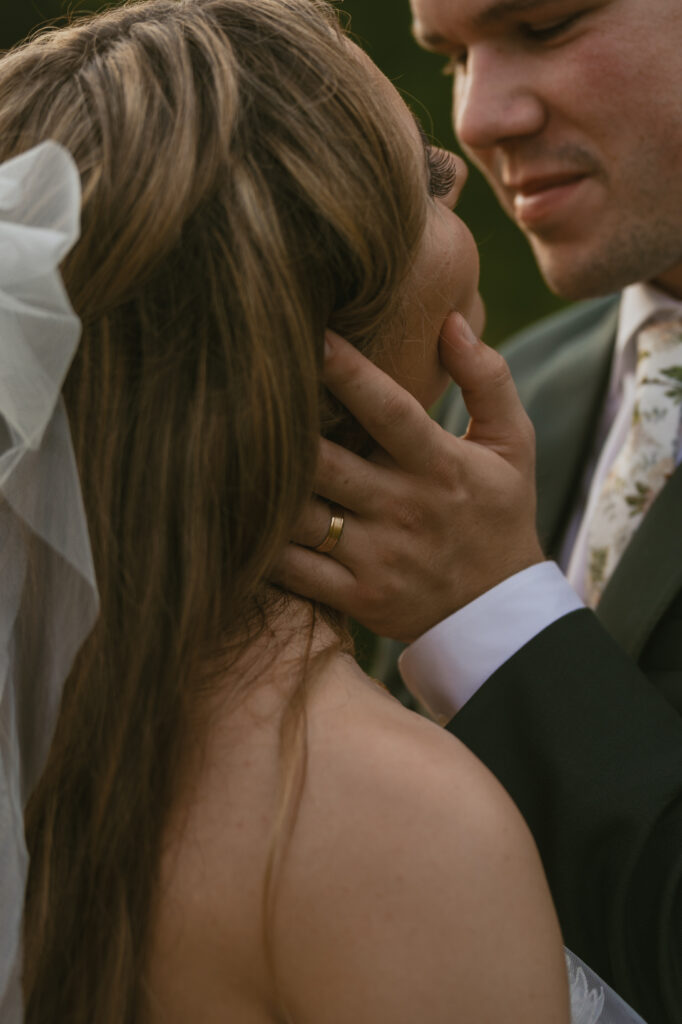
[586,317,682,608]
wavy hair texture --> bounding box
[0,0,427,1019]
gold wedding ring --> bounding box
[314,506,345,554]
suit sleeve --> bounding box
[448,608,682,1024]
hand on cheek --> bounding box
[272,324,544,642]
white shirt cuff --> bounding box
[398,562,584,723]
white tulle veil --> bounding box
[0,141,97,1022]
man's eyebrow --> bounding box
[413,0,554,46]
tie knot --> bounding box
[634,318,682,393]
[636,316,682,358]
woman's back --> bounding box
[145,599,570,1023]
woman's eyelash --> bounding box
[427,147,457,199]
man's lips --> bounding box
[503,172,591,226]
[505,171,587,195]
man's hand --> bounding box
[272,313,544,643]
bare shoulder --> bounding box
[144,643,570,1024]
[299,656,541,869]
[275,660,571,1024]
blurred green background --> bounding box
[1,0,564,344]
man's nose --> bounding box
[454,48,546,152]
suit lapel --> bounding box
[512,305,618,551]
[597,462,682,659]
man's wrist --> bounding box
[398,562,584,722]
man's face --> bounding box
[411,0,682,299]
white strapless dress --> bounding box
[566,949,647,1024]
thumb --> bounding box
[439,311,534,456]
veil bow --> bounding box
[0,141,97,1023]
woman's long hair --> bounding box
[0,0,427,1018]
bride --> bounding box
[0,1,645,1021]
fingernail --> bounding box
[453,312,478,345]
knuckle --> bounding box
[421,438,456,484]
[376,388,411,432]
[484,350,514,393]
[521,415,536,445]
[393,498,425,533]
[325,360,360,400]
[515,413,537,456]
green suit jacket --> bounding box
[441,297,682,1023]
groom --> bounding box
[278,1,682,1021]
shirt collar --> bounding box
[609,283,682,401]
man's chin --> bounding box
[529,242,631,302]
[527,222,682,300]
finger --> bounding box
[290,496,341,549]
[439,312,533,451]
[270,542,356,612]
[313,439,395,516]
[323,330,438,474]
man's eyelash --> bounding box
[440,12,584,65]
[427,148,457,199]
[522,14,581,42]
